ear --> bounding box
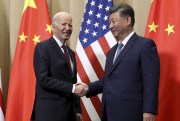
[126,16,131,26]
[52,24,56,33]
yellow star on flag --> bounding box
[19,32,28,42]
[33,35,40,44]
[151,0,153,3]
[148,21,159,32]
[23,0,37,14]
[45,24,52,34]
[165,24,175,36]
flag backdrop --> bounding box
[75,0,116,120]
[0,69,5,121]
[5,0,52,121]
[145,0,180,121]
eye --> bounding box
[109,20,113,24]
[62,23,66,26]
[110,20,115,24]
[69,24,72,28]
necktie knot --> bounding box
[118,43,124,50]
[116,43,124,55]
[61,44,67,52]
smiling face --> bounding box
[109,11,132,41]
[53,12,72,43]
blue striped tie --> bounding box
[113,43,124,63]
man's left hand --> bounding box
[76,113,83,121]
[143,113,155,121]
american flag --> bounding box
[75,0,116,120]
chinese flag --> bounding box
[5,0,52,121]
[145,0,180,121]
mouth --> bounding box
[63,32,71,36]
[111,30,117,34]
[110,28,116,33]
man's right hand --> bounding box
[74,83,89,97]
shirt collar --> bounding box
[118,31,135,46]
[53,35,66,47]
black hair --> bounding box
[109,3,135,27]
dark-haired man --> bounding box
[77,3,160,121]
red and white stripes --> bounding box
[75,31,116,121]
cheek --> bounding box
[111,31,119,37]
[116,25,124,32]
[70,28,73,32]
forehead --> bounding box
[59,16,72,23]
[109,11,121,20]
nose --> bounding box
[109,22,113,30]
[65,24,72,30]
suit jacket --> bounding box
[33,37,81,121]
[87,33,160,121]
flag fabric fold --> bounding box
[75,0,116,120]
[5,0,52,121]
[0,69,5,121]
[145,0,180,121]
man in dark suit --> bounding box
[77,3,160,121]
[33,12,82,121]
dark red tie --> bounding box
[61,44,72,71]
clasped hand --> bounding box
[74,83,88,97]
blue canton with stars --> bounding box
[79,0,113,48]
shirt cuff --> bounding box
[72,84,75,93]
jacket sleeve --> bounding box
[86,78,104,97]
[141,40,160,114]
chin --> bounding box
[113,35,118,39]
[112,32,117,37]
[63,36,70,40]
[65,38,71,40]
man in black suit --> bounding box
[33,12,82,121]
[77,3,160,121]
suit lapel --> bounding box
[50,37,75,80]
[107,33,138,76]
[106,44,118,71]
[50,38,70,66]
[50,38,74,77]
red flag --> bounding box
[145,0,180,121]
[75,0,115,120]
[0,69,4,121]
[5,0,52,121]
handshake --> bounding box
[74,82,89,97]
